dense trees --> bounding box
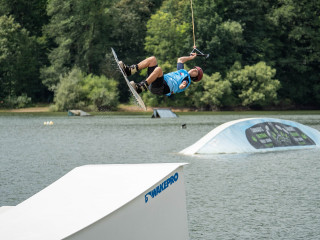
[52,67,118,111]
[41,0,113,91]
[268,0,320,106]
[0,0,319,110]
[0,15,42,106]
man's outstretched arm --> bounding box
[177,53,197,63]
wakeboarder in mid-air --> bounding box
[119,53,203,96]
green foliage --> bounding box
[182,0,245,75]
[145,7,190,62]
[185,62,280,110]
[82,74,119,111]
[53,67,86,111]
[42,0,161,102]
[0,15,41,101]
[141,91,163,107]
[0,0,48,37]
[53,67,119,111]
[184,81,205,109]
[228,62,281,107]
[267,0,320,106]
[3,94,32,109]
[42,0,114,91]
[200,73,233,109]
[110,0,161,60]
[1,0,319,109]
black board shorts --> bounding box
[147,65,170,95]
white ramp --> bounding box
[0,163,189,240]
[180,118,320,154]
[152,108,178,118]
[68,110,91,116]
[0,206,14,214]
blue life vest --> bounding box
[164,69,191,96]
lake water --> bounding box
[1,113,319,239]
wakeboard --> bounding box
[111,48,147,111]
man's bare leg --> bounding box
[130,66,163,94]
[122,56,163,94]
[137,56,158,70]
[145,66,163,85]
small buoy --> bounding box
[44,121,54,125]
[181,123,187,129]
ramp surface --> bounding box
[180,118,320,154]
[152,108,177,118]
[0,163,188,240]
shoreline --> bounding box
[2,107,51,113]
[0,105,194,113]
[1,106,320,115]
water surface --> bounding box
[0,113,319,239]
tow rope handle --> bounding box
[190,47,210,58]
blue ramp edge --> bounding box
[180,118,320,155]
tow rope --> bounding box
[190,0,209,58]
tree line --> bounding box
[0,0,319,110]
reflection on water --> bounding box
[1,113,319,239]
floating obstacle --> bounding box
[152,108,178,118]
[43,121,54,125]
[68,110,91,116]
[0,163,189,240]
[180,118,320,155]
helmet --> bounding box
[193,66,203,82]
